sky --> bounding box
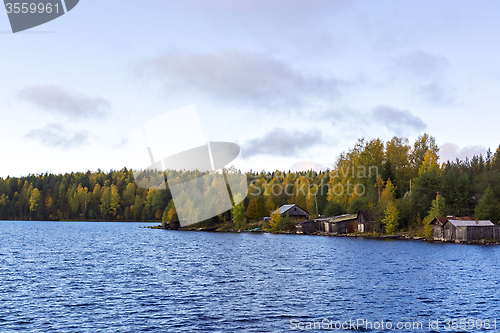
[1,0,500,178]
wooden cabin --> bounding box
[276,204,309,221]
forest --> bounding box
[1,134,499,235]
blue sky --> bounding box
[1,0,500,177]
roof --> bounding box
[430,216,476,225]
[276,204,309,216]
[446,220,494,227]
[278,204,296,215]
[328,214,357,223]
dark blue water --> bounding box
[1,222,499,332]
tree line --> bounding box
[1,134,499,235]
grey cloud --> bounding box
[439,143,487,163]
[136,49,346,109]
[372,105,426,135]
[243,127,322,158]
[19,85,111,118]
[416,80,456,106]
[392,50,450,79]
[25,123,88,150]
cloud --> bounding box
[389,51,457,106]
[25,123,89,150]
[415,80,456,106]
[243,127,322,158]
[371,105,426,135]
[439,143,488,163]
[19,85,111,118]
[391,50,450,80]
[136,49,346,109]
[290,160,328,172]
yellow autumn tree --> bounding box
[269,208,281,230]
[418,150,440,175]
[383,202,399,234]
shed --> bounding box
[429,216,475,240]
[321,214,358,234]
[443,220,498,242]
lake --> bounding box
[1,221,499,332]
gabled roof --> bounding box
[276,204,309,216]
[446,220,494,227]
[429,216,476,225]
[430,217,448,225]
[278,204,296,215]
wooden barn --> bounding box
[276,204,309,221]
[443,220,499,242]
[429,216,475,241]
[323,214,358,234]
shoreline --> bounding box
[149,225,500,245]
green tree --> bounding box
[100,186,112,219]
[385,137,412,197]
[231,193,247,229]
[475,186,500,223]
[123,182,136,207]
[132,195,143,220]
[0,194,9,218]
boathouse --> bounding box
[443,219,499,242]
[429,216,475,241]
[296,213,360,234]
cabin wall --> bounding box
[444,224,455,241]
[296,220,317,234]
[347,221,356,233]
[432,224,444,240]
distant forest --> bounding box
[1,134,499,234]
